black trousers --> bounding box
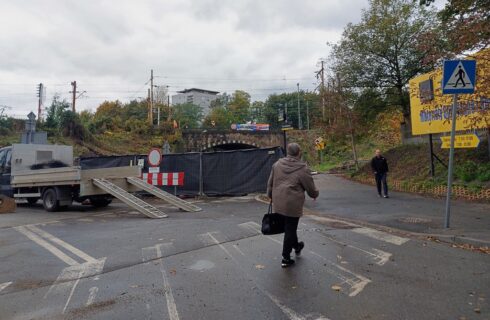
[375,172,388,196]
[282,215,300,259]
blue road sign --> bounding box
[442,60,476,94]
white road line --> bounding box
[62,278,80,314]
[321,234,392,266]
[154,245,180,320]
[45,258,106,299]
[232,244,246,256]
[26,225,97,263]
[86,287,98,306]
[15,226,79,266]
[0,282,12,293]
[308,250,371,297]
[244,224,371,297]
[306,215,409,246]
[205,233,332,320]
[351,228,409,246]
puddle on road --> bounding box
[189,260,215,271]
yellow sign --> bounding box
[409,49,490,135]
[440,134,481,149]
[314,137,325,150]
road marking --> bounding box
[232,244,246,256]
[142,244,180,320]
[142,243,174,262]
[239,222,371,297]
[351,228,409,246]
[45,258,106,298]
[306,215,409,246]
[26,225,98,263]
[15,226,79,266]
[205,232,332,320]
[321,234,392,266]
[308,251,371,297]
[86,286,98,306]
[0,282,12,293]
[63,278,80,314]
[238,221,262,235]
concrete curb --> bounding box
[254,194,490,251]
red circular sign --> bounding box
[147,148,162,167]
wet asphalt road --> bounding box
[0,194,489,320]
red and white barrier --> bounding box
[141,172,184,186]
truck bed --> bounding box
[11,166,81,188]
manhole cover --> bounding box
[398,217,432,224]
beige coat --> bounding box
[266,156,319,217]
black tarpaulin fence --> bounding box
[79,147,283,196]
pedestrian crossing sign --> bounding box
[442,60,476,94]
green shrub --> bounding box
[454,161,478,182]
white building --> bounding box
[171,88,219,116]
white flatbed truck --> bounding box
[0,144,201,218]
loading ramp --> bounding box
[92,178,167,219]
[126,177,202,212]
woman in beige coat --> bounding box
[267,143,319,267]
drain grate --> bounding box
[398,217,432,224]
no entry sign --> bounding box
[147,148,162,167]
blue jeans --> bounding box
[375,173,388,196]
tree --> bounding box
[330,0,437,121]
[203,106,233,129]
[417,0,489,65]
[227,90,251,123]
[172,103,203,129]
[44,95,70,131]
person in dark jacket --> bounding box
[267,143,319,268]
[371,149,389,198]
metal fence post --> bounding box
[199,152,204,196]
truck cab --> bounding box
[0,146,13,197]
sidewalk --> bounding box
[305,174,490,248]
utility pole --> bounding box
[70,81,77,112]
[36,83,44,120]
[150,69,154,125]
[167,85,171,122]
[315,60,326,121]
[147,88,152,123]
[306,100,310,130]
[297,83,302,129]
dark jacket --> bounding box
[266,156,319,217]
[371,156,389,174]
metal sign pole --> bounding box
[444,93,458,228]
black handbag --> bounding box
[261,201,285,235]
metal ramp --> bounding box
[92,178,167,219]
[126,177,202,212]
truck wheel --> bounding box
[90,197,112,208]
[42,188,60,212]
[27,198,39,205]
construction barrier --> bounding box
[80,147,284,196]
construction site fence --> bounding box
[79,147,284,197]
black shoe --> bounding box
[295,241,304,256]
[383,195,389,198]
[281,258,295,268]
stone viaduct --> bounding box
[181,129,284,152]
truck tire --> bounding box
[42,188,60,212]
[90,197,112,208]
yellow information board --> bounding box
[409,49,490,135]
[440,134,480,149]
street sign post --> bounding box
[442,60,476,228]
[440,134,480,149]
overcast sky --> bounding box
[0,0,443,118]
